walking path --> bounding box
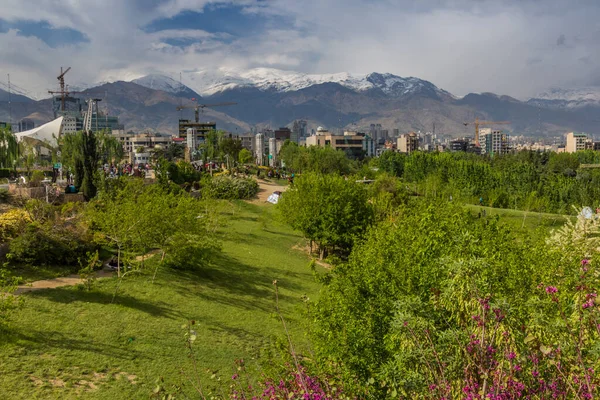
[14,270,114,295]
[253,179,287,203]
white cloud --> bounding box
[0,0,599,99]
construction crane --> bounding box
[48,67,71,112]
[176,99,237,123]
[82,98,102,132]
[463,117,510,146]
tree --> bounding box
[238,148,253,164]
[0,126,18,169]
[81,130,98,199]
[278,172,373,258]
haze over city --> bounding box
[1,0,600,99]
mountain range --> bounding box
[1,68,600,138]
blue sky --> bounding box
[0,0,599,99]
[0,19,88,47]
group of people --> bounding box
[101,163,150,178]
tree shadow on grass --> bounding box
[22,287,182,319]
[0,328,149,361]
[169,253,305,311]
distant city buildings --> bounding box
[291,120,307,143]
[397,132,419,154]
[565,132,589,153]
[305,127,374,158]
[479,128,510,156]
[178,120,216,144]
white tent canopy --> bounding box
[15,116,63,148]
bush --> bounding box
[0,209,31,243]
[201,176,259,200]
[7,223,95,267]
[29,170,45,186]
[0,188,10,203]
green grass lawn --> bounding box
[0,201,321,399]
[464,204,570,236]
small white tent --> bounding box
[15,116,63,148]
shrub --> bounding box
[0,209,31,243]
[29,170,45,186]
[7,223,95,266]
[201,176,259,200]
[0,188,11,203]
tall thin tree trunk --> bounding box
[117,247,121,278]
[152,250,166,284]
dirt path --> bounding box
[251,179,288,204]
[14,270,114,295]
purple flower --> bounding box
[232,374,239,380]
[545,286,558,294]
[507,352,516,360]
[581,259,590,266]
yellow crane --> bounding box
[176,99,237,123]
[463,118,510,147]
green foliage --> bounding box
[81,130,99,199]
[238,148,254,164]
[0,267,21,326]
[0,126,18,169]
[383,150,600,214]
[0,188,10,203]
[279,141,354,175]
[278,172,373,255]
[78,251,101,291]
[201,176,259,200]
[310,199,597,396]
[88,178,218,274]
[29,170,45,186]
[7,222,95,267]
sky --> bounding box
[0,0,599,100]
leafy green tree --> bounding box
[238,148,253,164]
[278,172,373,257]
[311,200,555,392]
[81,130,98,199]
[0,126,18,169]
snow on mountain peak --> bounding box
[132,74,187,94]
[131,68,450,98]
[528,87,600,109]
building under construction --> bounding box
[49,67,122,133]
[178,120,217,143]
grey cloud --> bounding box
[1,0,600,99]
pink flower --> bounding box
[581,259,590,266]
[545,286,558,294]
[507,352,516,360]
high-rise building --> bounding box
[397,132,419,154]
[255,133,265,165]
[274,127,291,141]
[178,120,216,144]
[481,129,510,156]
[291,120,307,143]
[565,132,588,153]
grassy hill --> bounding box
[0,201,322,399]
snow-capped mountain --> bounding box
[131,68,451,99]
[527,87,600,109]
[131,74,198,98]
